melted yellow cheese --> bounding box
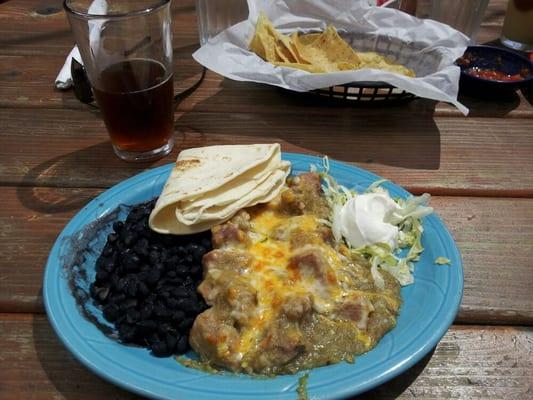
[235,208,352,355]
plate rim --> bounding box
[43,152,463,399]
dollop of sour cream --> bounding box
[339,192,400,249]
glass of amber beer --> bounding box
[64,0,174,161]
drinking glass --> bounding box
[64,0,174,162]
[196,0,248,45]
[429,0,489,41]
[501,0,533,51]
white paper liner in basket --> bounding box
[193,0,470,114]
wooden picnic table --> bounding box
[0,0,532,398]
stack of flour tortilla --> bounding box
[149,144,291,234]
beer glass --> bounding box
[64,0,174,162]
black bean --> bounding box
[123,231,137,246]
[164,333,178,353]
[172,287,189,298]
[96,286,111,303]
[140,303,153,320]
[147,332,160,346]
[180,299,197,314]
[103,258,116,273]
[145,268,161,286]
[158,322,175,335]
[103,303,119,322]
[126,308,140,324]
[165,255,179,268]
[159,248,169,262]
[138,281,150,297]
[177,317,194,333]
[166,298,179,309]
[89,282,99,300]
[109,292,126,305]
[154,303,169,318]
[176,335,188,354]
[166,270,177,278]
[118,323,137,343]
[113,221,124,233]
[183,276,195,287]
[150,340,170,357]
[134,238,149,256]
[127,282,138,298]
[176,265,189,277]
[116,277,127,293]
[121,298,137,310]
[176,246,186,257]
[93,199,212,358]
[193,302,207,315]
[166,277,184,286]
[102,243,114,257]
[148,250,160,264]
[170,310,185,322]
[95,269,109,282]
[137,319,157,333]
[201,238,211,250]
[190,265,202,276]
[123,253,141,272]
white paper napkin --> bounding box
[55,0,108,89]
[193,0,470,114]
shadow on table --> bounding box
[353,348,436,399]
[458,90,521,118]
[16,141,166,214]
[32,312,142,400]
[176,78,442,171]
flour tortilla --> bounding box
[159,144,279,201]
[149,144,289,234]
[179,159,291,220]
[177,161,290,225]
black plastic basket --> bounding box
[313,81,416,105]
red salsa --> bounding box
[466,67,525,82]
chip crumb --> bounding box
[435,256,451,265]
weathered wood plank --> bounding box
[0,314,531,399]
[1,187,532,324]
[429,197,533,324]
[1,108,533,195]
[1,54,532,119]
[0,0,199,56]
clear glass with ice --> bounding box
[428,0,489,41]
[196,0,248,45]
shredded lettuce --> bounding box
[385,194,433,225]
[313,160,433,287]
[370,256,385,290]
[435,256,451,265]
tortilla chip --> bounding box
[291,26,361,72]
[250,13,281,62]
[298,33,321,46]
[250,14,414,77]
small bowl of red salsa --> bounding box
[456,45,533,92]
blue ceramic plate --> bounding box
[44,153,463,400]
